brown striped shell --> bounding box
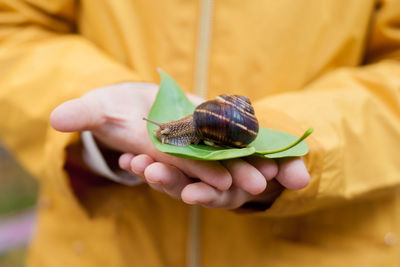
[193,94,259,148]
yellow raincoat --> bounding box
[1,0,399,266]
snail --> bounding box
[144,94,259,148]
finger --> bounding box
[223,159,266,195]
[244,156,278,181]
[130,154,155,176]
[276,157,310,190]
[118,153,147,182]
[119,153,135,170]
[181,182,251,209]
[50,97,104,132]
[152,152,232,191]
[144,162,192,199]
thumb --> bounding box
[275,157,310,190]
[50,98,104,132]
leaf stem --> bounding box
[259,128,314,154]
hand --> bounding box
[51,82,235,191]
[50,82,310,210]
[119,152,310,210]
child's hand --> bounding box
[50,83,233,191]
[119,152,309,209]
[50,82,310,210]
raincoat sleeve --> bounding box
[0,1,139,199]
[255,0,400,216]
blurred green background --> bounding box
[0,145,38,267]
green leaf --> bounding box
[146,69,312,160]
[251,128,312,159]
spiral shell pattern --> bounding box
[193,94,259,148]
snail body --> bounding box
[144,94,259,148]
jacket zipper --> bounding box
[188,1,214,267]
[193,0,214,99]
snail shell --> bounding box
[144,94,259,148]
[193,95,259,148]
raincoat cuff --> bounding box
[81,131,142,186]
